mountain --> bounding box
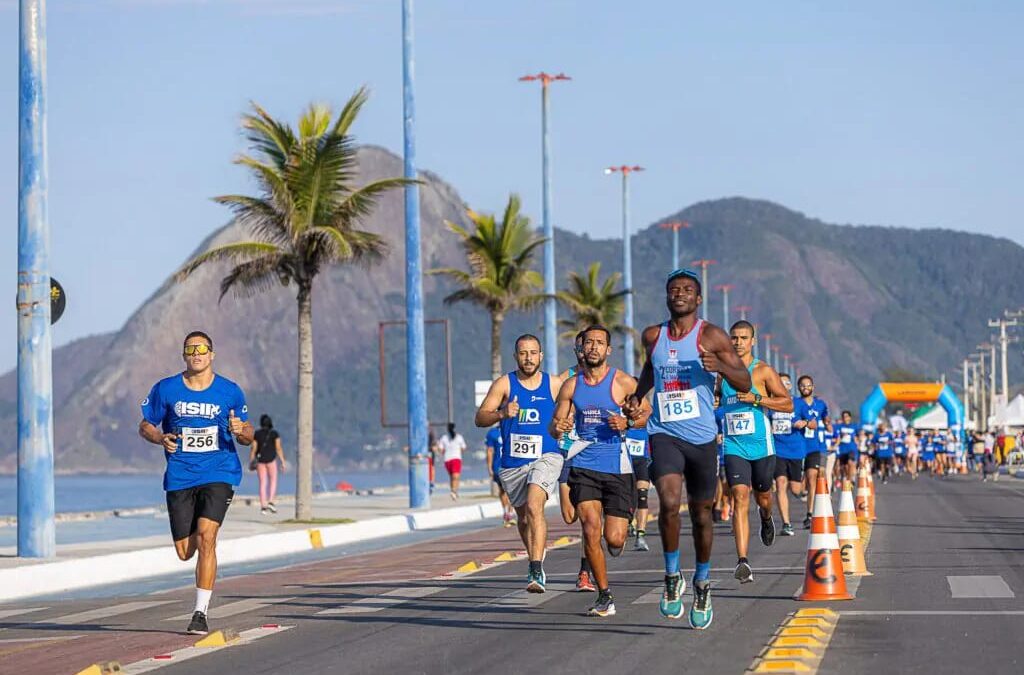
[1,146,1021,472]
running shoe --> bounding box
[576,569,596,592]
[627,522,637,538]
[186,611,209,635]
[803,515,812,530]
[759,513,776,547]
[781,523,796,536]
[587,590,616,617]
[659,573,686,619]
[267,502,278,514]
[712,508,722,523]
[734,560,754,584]
[689,579,714,630]
[260,507,269,515]
[634,532,650,552]
[526,568,546,593]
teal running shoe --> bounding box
[526,567,546,593]
[689,579,714,630]
[659,573,686,619]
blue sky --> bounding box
[2,1,1022,370]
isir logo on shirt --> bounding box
[173,401,222,419]
[517,408,542,424]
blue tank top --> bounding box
[646,320,717,444]
[720,360,774,460]
[571,368,632,474]
[500,371,557,469]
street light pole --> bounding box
[735,305,751,322]
[762,334,772,368]
[715,284,733,329]
[962,357,971,430]
[521,72,569,374]
[401,0,429,509]
[659,221,691,271]
[605,165,644,376]
[691,259,717,322]
[17,0,55,559]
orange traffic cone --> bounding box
[837,480,871,576]
[855,468,871,522]
[798,475,852,601]
[866,472,878,522]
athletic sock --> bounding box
[694,560,711,583]
[664,550,680,575]
[738,556,749,565]
[194,587,212,614]
[580,557,591,573]
[528,560,543,575]
[637,529,646,536]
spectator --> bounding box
[250,414,287,514]
[437,422,466,501]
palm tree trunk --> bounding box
[490,310,504,381]
[295,280,315,521]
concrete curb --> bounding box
[0,498,516,602]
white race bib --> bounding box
[509,433,542,460]
[726,412,755,436]
[804,426,816,439]
[772,417,792,435]
[658,389,700,423]
[625,438,646,457]
[840,433,852,444]
[180,426,219,453]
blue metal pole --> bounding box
[541,83,558,374]
[722,287,729,329]
[402,0,429,510]
[621,173,635,377]
[671,227,679,272]
[17,0,55,558]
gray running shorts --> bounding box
[499,453,564,508]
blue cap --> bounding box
[666,268,700,285]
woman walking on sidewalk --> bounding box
[251,414,287,513]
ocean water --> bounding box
[0,465,488,516]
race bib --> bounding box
[726,411,755,436]
[772,417,792,435]
[180,426,219,453]
[879,441,889,448]
[658,389,700,423]
[625,438,646,457]
[804,426,816,439]
[840,433,852,444]
[509,433,542,460]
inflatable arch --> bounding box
[859,382,964,434]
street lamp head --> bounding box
[714,284,733,291]
[605,165,645,175]
[660,221,691,231]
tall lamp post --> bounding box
[762,334,773,369]
[605,165,644,376]
[735,305,751,321]
[715,284,733,329]
[520,72,570,374]
[401,0,429,509]
[691,259,716,322]
[660,220,691,271]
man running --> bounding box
[139,331,253,635]
[770,373,805,536]
[485,425,513,527]
[552,325,649,617]
[627,268,752,630]
[873,422,894,483]
[475,334,563,592]
[835,411,860,484]
[718,321,791,583]
[625,426,652,551]
[793,375,829,529]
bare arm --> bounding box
[611,371,652,431]
[139,420,177,452]
[275,436,287,469]
[485,446,495,477]
[549,377,577,440]
[737,363,793,413]
[698,324,752,393]
[627,325,661,412]
[250,439,258,462]
[475,376,510,428]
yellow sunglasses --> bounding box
[183,344,212,356]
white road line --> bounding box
[483,566,802,580]
[166,597,295,622]
[483,584,571,609]
[632,587,663,604]
[0,608,47,620]
[120,625,293,674]
[946,575,1015,599]
[842,610,1024,616]
[37,601,175,626]
[0,635,82,644]
[317,586,445,615]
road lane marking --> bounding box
[37,601,175,626]
[748,608,840,673]
[483,583,571,609]
[120,624,293,674]
[946,575,1015,598]
[486,566,802,580]
[317,586,445,615]
[841,610,1024,616]
[166,597,295,622]
[0,608,47,620]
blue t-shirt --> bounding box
[794,397,829,455]
[141,374,248,491]
[769,403,805,461]
[874,431,894,458]
[836,423,858,455]
[485,427,503,476]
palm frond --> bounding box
[176,242,284,282]
[331,86,370,137]
[218,254,291,300]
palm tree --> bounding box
[556,261,631,341]
[176,88,412,520]
[431,194,546,380]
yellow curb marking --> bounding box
[769,636,825,649]
[794,608,838,619]
[551,536,572,547]
[74,663,122,675]
[494,551,516,562]
[786,617,831,628]
[194,629,241,648]
[752,660,811,672]
[456,561,480,573]
[777,627,828,639]
[308,529,323,549]
[763,648,819,659]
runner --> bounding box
[625,426,652,551]
[920,429,936,474]
[551,325,649,617]
[905,427,920,479]
[437,423,467,500]
[475,334,564,592]
[823,418,838,492]
[793,375,829,529]
[484,425,514,527]
[713,406,732,523]
[893,430,906,477]
[718,321,791,584]
[835,411,860,484]
[934,429,948,476]
[873,422,894,483]
[627,268,752,630]
[138,331,254,635]
[770,373,805,537]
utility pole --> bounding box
[988,316,1019,414]
[962,357,971,431]
[977,346,990,431]
[762,333,772,370]
[735,305,751,321]
[605,165,644,376]
[715,284,733,329]
[520,71,570,374]
[773,346,782,375]
[660,221,691,271]
[691,259,716,322]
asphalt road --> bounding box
[2,474,1022,675]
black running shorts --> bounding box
[166,482,234,541]
[876,455,893,467]
[774,457,803,482]
[631,456,651,483]
[724,454,777,492]
[838,452,858,465]
[567,467,636,520]
[649,434,719,503]
[803,451,824,471]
